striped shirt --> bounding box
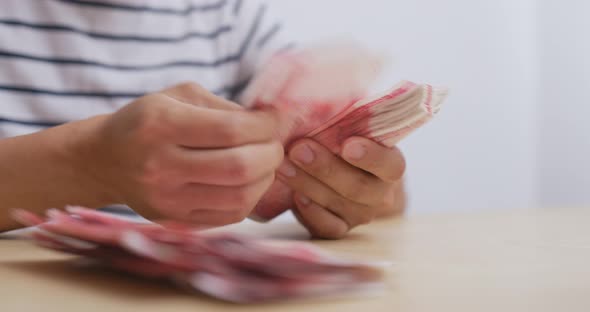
[0,0,292,138]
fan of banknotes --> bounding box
[13,207,385,303]
[243,42,448,220]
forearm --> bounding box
[0,116,113,231]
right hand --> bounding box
[75,82,283,226]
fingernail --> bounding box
[343,142,367,160]
[291,143,315,164]
[277,161,297,177]
[298,194,311,206]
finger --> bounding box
[276,160,374,228]
[341,137,406,183]
[160,83,283,146]
[169,104,281,148]
[288,139,388,206]
[161,82,242,111]
[292,193,349,240]
[143,93,279,148]
[170,141,283,186]
[164,174,275,217]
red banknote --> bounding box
[12,207,385,303]
[242,42,448,220]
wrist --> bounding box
[52,114,119,207]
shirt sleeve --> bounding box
[218,0,296,101]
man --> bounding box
[0,0,406,238]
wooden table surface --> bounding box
[1,207,590,312]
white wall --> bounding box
[536,2,590,208]
[270,0,539,213]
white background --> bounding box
[269,0,590,214]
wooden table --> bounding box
[2,207,590,311]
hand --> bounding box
[76,82,284,226]
[276,137,406,239]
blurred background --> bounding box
[269,0,590,214]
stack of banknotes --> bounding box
[242,43,448,220]
[13,207,385,303]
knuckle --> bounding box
[341,176,371,202]
[316,157,345,180]
[140,157,161,180]
[132,97,170,139]
[313,155,335,177]
[177,81,205,95]
[162,82,207,105]
[326,197,372,228]
[327,196,349,216]
[271,141,286,164]
[341,187,360,203]
[137,165,161,187]
[386,148,407,182]
[226,151,255,183]
[217,115,244,145]
[138,154,172,186]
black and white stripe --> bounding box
[0,0,291,136]
[0,18,234,43]
[55,0,229,16]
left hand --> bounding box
[276,137,407,239]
